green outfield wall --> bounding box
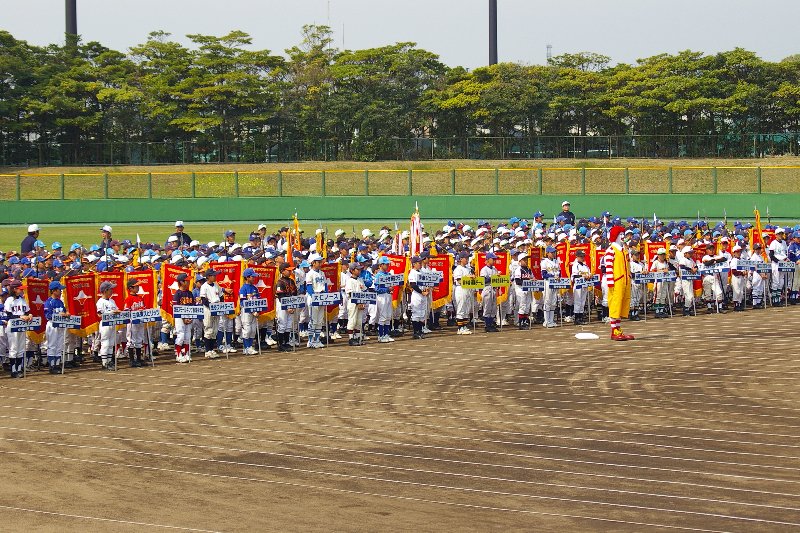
[0,194,795,224]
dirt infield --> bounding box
[1,306,799,532]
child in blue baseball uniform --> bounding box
[43,280,68,374]
[239,268,261,355]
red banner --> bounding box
[556,241,569,277]
[644,242,666,266]
[475,251,510,303]
[24,277,48,343]
[567,243,592,276]
[65,273,99,337]
[427,255,453,308]
[528,247,543,280]
[385,254,409,309]
[209,261,244,316]
[96,271,126,311]
[125,269,157,309]
[251,265,278,322]
[160,264,192,324]
[320,262,341,321]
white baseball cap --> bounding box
[308,253,323,262]
[562,200,570,207]
[335,229,345,237]
[361,228,374,238]
[682,246,693,254]
[657,247,667,254]
[175,220,184,227]
[167,235,178,243]
[101,225,112,233]
[732,245,743,252]
[27,224,40,232]
[189,240,200,247]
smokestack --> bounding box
[489,0,498,65]
[65,0,77,40]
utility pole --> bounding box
[65,0,77,40]
[489,0,498,65]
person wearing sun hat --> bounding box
[602,225,634,341]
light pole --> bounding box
[489,0,498,65]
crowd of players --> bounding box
[2,201,799,378]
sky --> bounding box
[3,0,799,68]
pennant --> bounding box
[160,263,192,325]
[23,277,49,343]
[126,269,158,309]
[96,271,126,310]
[209,261,244,316]
[65,273,99,337]
[567,243,592,274]
[385,254,410,309]
[474,251,510,303]
[427,254,453,308]
[644,242,666,267]
[320,262,342,321]
[752,209,770,261]
[410,205,423,257]
[250,265,278,323]
[556,241,569,277]
[528,247,543,280]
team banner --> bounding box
[209,261,244,316]
[644,242,666,266]
[427,254,453,308]
[385,254,409,309]
[556,241,569,277]
[566,243,593,276]
[126,269,157,309]
[475,251,510,303]
[250,265,278,322]
[528,247,543,279]
[160,263,192,325]
[65,273,99,337]
[320,262,342,321]
[23,277,48,343]
[96,271,126,311]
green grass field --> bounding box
[3,157,800,199]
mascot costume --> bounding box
[604,226,635,341]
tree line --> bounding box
[2,25,800,164]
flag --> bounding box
[65,273,99,337]
[250,265,278,323]
[385,254,409,309]
[427,254,453,308]
[390,223,402,255]
[753,209,768,261]
[556,241,569,277]
[126,269,157,309]
[474,251,510,303]
[96,271,126,310]
[316,228,327,260]
[160,263,191,324]
[23,277,48,343]
[644,241,666,267]
[209,260,244,316]
[293,213,301,252]
[320,262,342,321]
[410,203,423,257]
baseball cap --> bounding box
[101,225,112,233]
[49,280,66,291]
[485,252,498,259]
[126,279,140,288]
[98,280,116,292]
[308,253,323,262]
[224,230,236,237]
[176,273,189,282]
[204,268,219,277]
[175,220,184,227]
[378,256,390,265]
[562,200,570,207]
[545,246,557,254]
[243,268,258,278]
[28,224,40,233]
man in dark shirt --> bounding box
[560,201,576,226]
[170,221,193,247]
[21,224,40,254]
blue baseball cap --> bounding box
[485,252,498,259]
[243,268,258,278]
[377,256,390,265]
[51,242,62,250]
[545,246,557,254]
[49,280,66,291]
[533,211,543,218]
[299,260,310,268]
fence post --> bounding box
[103,173,109,199]
[234,171,240,197]
[494,168,499,194]
[278,171,283,196]
[60,174,65,200]
[364,170,369,196]
[147,173,152,198]
[450,169,456,194]
[712,166,718,194]
[756,166,762,194]
[668,167,673,194]
[15,174,20,201]
[581,167,586,195]
[191,172,196,198]
[624,168,630,194]
[321,170,326,196]
[537,168,543,195]
[408,169,413,196]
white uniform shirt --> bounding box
[96,297,118,316]
[306,269,328,294]
[769,238,788,261]
[4,296,29,318]
[199,282,223,304]
[453,264,472,285]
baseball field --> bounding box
[1,304,798,532]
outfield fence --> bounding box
[1,166,799,201]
